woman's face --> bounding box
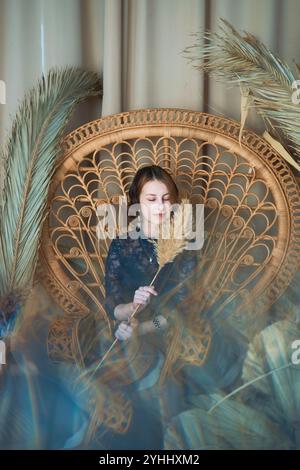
[139,179,172,227]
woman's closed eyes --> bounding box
[146,196,170,202]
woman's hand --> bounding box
[115,318,139,341]
[113,286,158,321]
[132,285,158,311]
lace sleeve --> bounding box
[104,238,128,320]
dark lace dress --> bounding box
[104,228,200,387]
[105,230,197,320]
[102,229,246,449]
[101,229,200,448]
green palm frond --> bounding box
[183,19,300,163]
[0,67,102,313]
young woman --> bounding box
[48,165,198,451]
[105,164,190,342]
[102,165,199,448]
[102,164,246,449]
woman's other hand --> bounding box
[115,318,139,341]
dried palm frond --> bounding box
[0,67,102,314]
[183,18,300,165]
[263,131,300,172]
[208,361,292,414]
[149,198,194,269]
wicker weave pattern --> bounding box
[40,108,300,362]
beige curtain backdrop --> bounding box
[0,0,300,331]
[1,0,300,145]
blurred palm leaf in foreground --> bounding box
[0,67,102,319]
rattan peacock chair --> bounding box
[40,108,300,373]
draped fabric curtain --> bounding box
[1,0,300,147]
[1,0,300,339]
